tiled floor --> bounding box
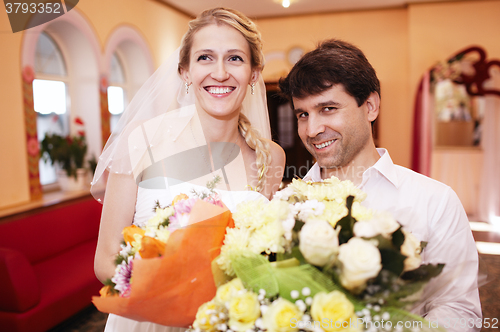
[49,221,500,332]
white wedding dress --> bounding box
[104,179,268,332]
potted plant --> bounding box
[40,117,89,191]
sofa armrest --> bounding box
[0,248,40,312]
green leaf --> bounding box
[102,279,120,296]
[293,219,304,232]
[420,241,428,252]
[371,234,393,249]
[401,263,445,282]
[291,246,307,265]
[337,195,355,244]
[392,227,405,250]
[380,247,406,276]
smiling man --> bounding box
[279,39,481,331]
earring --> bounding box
[185,82,191,94]
[250,83,255,95]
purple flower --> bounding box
[112,257,133,297]
[170,198,197,228]
[204,194,224,208]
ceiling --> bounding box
[158,0,456,19]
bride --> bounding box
[92,7,285,332]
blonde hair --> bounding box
[179,8,271,192]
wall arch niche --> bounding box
[21,9,101,196]
[102,25,154,144]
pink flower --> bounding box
[100,76,108,92]
[27,137,39,156]
[22,66,34,83]
[169,198,197,228]
[204,193,224,208]
[112,257,133,297]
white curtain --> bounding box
[478,68,500,225]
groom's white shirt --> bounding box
[304,148,481,332]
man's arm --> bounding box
[415,187,481,332]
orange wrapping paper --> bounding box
[93,200,234,327]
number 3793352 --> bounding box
[5,2,62,14]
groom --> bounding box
[279,39,481,331]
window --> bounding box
[108,53,127,132]
[34,32,69,185]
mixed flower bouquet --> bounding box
[191,177,445,332]
[93,178,234,327]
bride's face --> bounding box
[181,23,259,120]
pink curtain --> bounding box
[412,71,432,176]
[478,70,500,224]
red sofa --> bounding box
[0,195,103,332]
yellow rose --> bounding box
[310,291,360,332]
[193,300,219,332]
[228,291,260,331]
[262,298,302,332]
[215,278,245,305]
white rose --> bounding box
[299,220,339,266]
[400,229,422,272]
[353,220,378,238]
[372,211,400,238]
[353,211,399,239]
[338,238,382,293]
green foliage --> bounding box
[88,155,98,176]
[392,227,405,250]
[191,175,222,199]
[277,246,307,265]
[337,195,355,244]
[380,247,406,276]
[103,278,119,296]
[40,133,87,178]
[293,219,304,232]
[401,263,445,282]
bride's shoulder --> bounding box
[262,139,285,197]
[264,139,286,169]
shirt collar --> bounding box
[367,148,399,188]
[303,148,399,188]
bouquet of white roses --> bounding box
[191,177,444,332]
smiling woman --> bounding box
[91,7,285,332]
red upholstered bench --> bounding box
[0,195,103,332]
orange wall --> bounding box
[0,0,189,209]
[408,0,500,105]
[0,12,29,208]
[255,8,410,167]
[255,0,500,169]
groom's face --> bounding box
[293,84,378,169]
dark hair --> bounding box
[279,39,380,107]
